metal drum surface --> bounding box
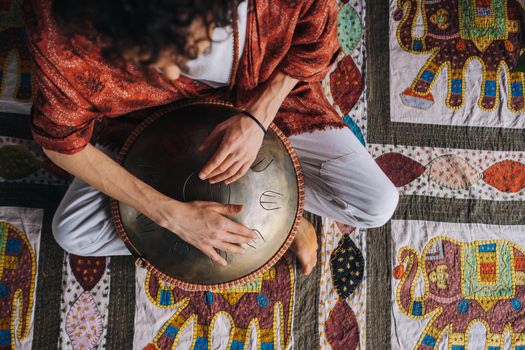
[110,100,303,290]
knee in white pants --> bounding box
[52,210,86,255]
[51,205,108,256]
[358,182,399,228]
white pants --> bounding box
[52,127,399,256]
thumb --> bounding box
[215,204,244,216]
[198,125,225,152]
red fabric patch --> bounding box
[330,55,364,115]
[375,152,425,187]
[69,255,107,291]
[516,256,525,271]
[479,262,496,283]
[483,160,525,193]
[325,299,359,350]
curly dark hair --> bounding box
[52,0,238,66]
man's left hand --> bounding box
[198,114,265,184]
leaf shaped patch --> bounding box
[325,299,359,350]
[337,4,362,55]
[0,145,42,180]
[425,155,481,190]
[69,255,107,291]
[330,56,363,115]
[66,291,103,350]
[483,160,525,193]
[375,152,425,187]
[330,235,364,299]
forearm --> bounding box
[44,144,174,225]
[246,72,299,127]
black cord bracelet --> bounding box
[240,110,267,133]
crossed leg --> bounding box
[52,127,399,273]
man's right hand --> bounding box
[158,201,256,266]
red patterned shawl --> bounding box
[24,0,344,154]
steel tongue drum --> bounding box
[110,100,304,291]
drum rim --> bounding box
[109,99,304,291]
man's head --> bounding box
[52,0,236,80]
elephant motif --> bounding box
[0,221,36,350]
[393,0,525,113]
[393,237,525,349]
[143,257,294,350]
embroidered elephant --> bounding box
[144,257,294,350]
[393,0,525,113]
[0,221,36,349]
[394,237,525,349]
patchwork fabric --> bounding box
[389,0,525,127]
[0,207,42,350]
[370,145,525,200]
[391,221,525,350]
[134,258,295,350]
[58,254,110,350]
[319,220,366,350]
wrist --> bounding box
[245,103,276,129]
[240,110,267,133]
[144,192,183,229]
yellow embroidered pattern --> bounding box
[394,236,525,349]
[145,257,295,349]
[0,221,36,350]
[394,0,525,113]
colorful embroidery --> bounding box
[144,257,295,349]
[393,236,525,349]
[330,234,364,299]
[376,152,525,193]
[394,0,525,112]
[0,221,36,350]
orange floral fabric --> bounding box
[24,0,343,154]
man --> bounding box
[24,0,399,275]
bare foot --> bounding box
[290,217,318,275]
